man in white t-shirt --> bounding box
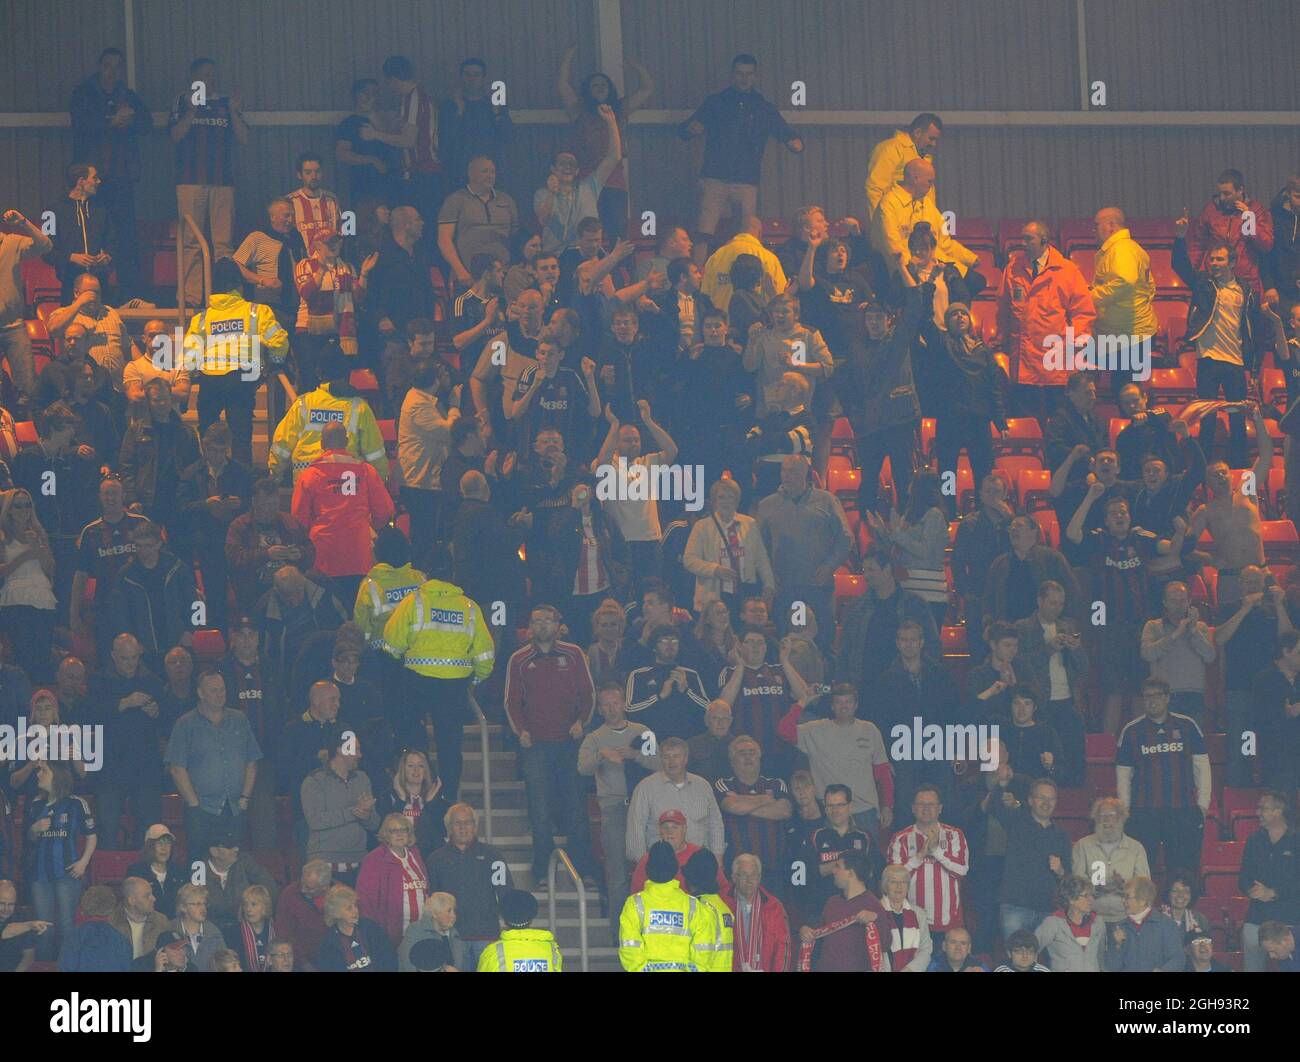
[46,273,126,389]
[590,398,679,586]
[124,317,192,412]
[533,104,622,254]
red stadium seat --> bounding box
[993,458,1042,499]
[191,628,226,663]
[350,369,380,396]
[1017,468,1052,512]
[920,418,936,458]
[1154,302,1189,352]
[1085,733,1117,763]
[1148,367,1197,406]
[940,625,968,655]
[972,248,999,286]
[1268,467,1286,519]
[1053,787,1092,818]
[955,460,975,514]
[989,467,1013,497]
[1202,895,1249,934]
[89,850,137,888]
[1262,520,1300,565]
[1058,817,1091,843]
[1201,839,1244,871]
[1030,509,1060,549]
[1127,218,1177,246]
[1260,367,1287,411]
[955,217,996,250]
[834,568,866,602]
[996,417,1044,459]
[1068,247,1096,279]
[1149,247,1188,296]
[762,217,792,245]
[830,417,854,458]
[997,218,1032,261]
[15,420,37,446]
[826,463,861,498]
[1058,218,1095,253]
[1202,873,1240,899]
[1084,762,1116,793]
[377,419,397,444]
[1109,417,1130,451]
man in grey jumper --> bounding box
[578,681,661,934]
[300,733,380,882]
[1139,581,1216,727]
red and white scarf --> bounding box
[884,902,923,970]
[797,912,888,972]
[239,920,274,971]
[295,256,358,354]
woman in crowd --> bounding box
[1035,875,1105,972]
[693,599,738,695]
[356,814,430,947]
[375,749,449,854]
[504,230,544,303]
[1161,870,1211,937]
[586,598,626,688]
[397,890,464,971]
[0,488,57,682]
[25,761,97,960]
[7,690,86,796]
[318,884,397,972]
[126,824,184,919]
[683,477,774,614]
[233,884,276,971]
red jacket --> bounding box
[1185,197,1274,295]
[629,843,729,894]
[356,843,430,945]
[291,449,395,577]
[723,885,792,972]
[997,246,1096,387]
[274,882,327,967]
[503,640,595,742]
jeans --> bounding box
[95,780,164,851]
[597,799,630,933]
[461,937,490,972]
[1196,357,1248,468]
[999,902,1048,943]
[0,320,36,399]
[1242,922,1268,972]
[521,738,594,880]
[196,370,258,466]
[857,422,917,515]
[177,184,234,308]
[30,877,83,961]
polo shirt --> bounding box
[165,708,263,814]
[438,186,518,266]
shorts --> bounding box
[697,178,758,236]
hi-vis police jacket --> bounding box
[184,292,290,379]
[619,878,715,972]
[354,562,426,645]
[269,382,388,483]
[475,928,563,972]
[381,578,495,681]
[696,892,735,973]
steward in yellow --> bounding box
[186,256,290,465]
[619,842,715,972]
[685,848,734,972]
[1089,212,1158,341]
[269,345,388,482]
[477,889,562,972]
[381,549,495,794]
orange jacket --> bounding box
[291,449,395,577]
[997,246,1096,387]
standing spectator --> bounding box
[287,152,342,254]
[398,357,459,558]
[301,733,379,883]
[985,772,1070,938]
[293,230,370,388]
[625,738,725,865]
[177,421,250,632]
[728,853,790,971]
[68,48,151,298]
[451,255,505,387]
[714,736,793,893]
[836,546,941,691]
[878,862,932,972]
[1071,797,1151,928]
[687,699,735,786]
[1251,631,1300,798]
[1045,375,1106,488]
[334,79,402,206]
[717,628,805,778]
[1116,677,1211,875]
[504,604,598,884]
[368,205,438,340]
[169,58,248,308]
[952,474,1014,656]
[1265,175,1300,317]
[225,478,314,612]
[1239,789,1300,972]
[126,824,184,918]
[438,58,513,191]
[43,163,113,302]
[449,471,526,645]
[742,293,833,418]
[0,208,52,405]
[865,114,942,221]
[166,667,263,859]
[425,804,513,970]
[438,156,518,288]
[1184,168,1274,296]
[682,478,774,614]
[756,455,851,656]
[1115,384,1188,481]
[1034,876,1105,972]
[219,616,281,849]
[292,421,395,606]
[700,216,787,316]
[106,519,201,664]
[866,472,950,629]
[534,106,623,255]
[356,813,429,947]
[233,199,306,325]
[1089,207,1158,345]
[24,762,97,961]
[625,626,711,740]
[119,379,201,531]
[1140,581,1216,726]
[996,220,1096,422]
[273,860,332,971]
[870,159,976,279]
[507,337,601,459]
[1013,581,1088,787]
[0,488,56,679]
[799,849,891,973]
[1109,877,1185,972]
[318,884,396,972]
[677,55,803,265]
[380,56,442,224]
[887,784,970,940]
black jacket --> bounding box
[1046,402,1108,480]
[677,87,799,185]
[1174,236,1268,372]
[1265,190,1300,303]
[107,552,201,654]
[119,412,202,514]
[43,194,112,298]
[988,796,1071,909]
[317,918,397,972]
[177,460,253,559]
[842,285,926,433]
[451,497,527,608]
[916,310,1008,429]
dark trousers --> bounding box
[95,779,164,850]
[1012,384,1065,423]
[597,186,629,241]
[520,738,595,879]
[1196,357,1248,468]
[402,672,470,801]
[1126,805,1204,876]
[1041,697,1087,788]
[197,371,258,466]
[935,414,994,514]
[624,540,662,588]
[400,486,441,568]
[0,604,55,683]
[330,574,364,611]
[98,176,141,299]
[857,422,917,515]
[183,804,246,863]
[196,553,230,632]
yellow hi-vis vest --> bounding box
[696,892,735,972]
[354,562,427,645]
[185,292,289,379]
[268,382,388,482]
[381,579,495,681]
[475,928,562,972]
[618,879,712,972]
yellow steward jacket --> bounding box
[185,291,290,378]
[870,182,976,276]
[1089,228,1158,339]
[381,578,495,681]
[476,928,562,972]
[700,232,788,315]
[354,562,426,645]
[618,879,713,972]
[269,382,388,482]
[864,130,936,218]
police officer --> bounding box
[186,256,290,466]
[381,545,495,800]
[476,889,562,972]
[269,344,388,483]
[619,841,715,972]
[684,848,733,972]
[355,525,426,703]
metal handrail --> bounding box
[176,212,212,327]
[546,847,590,972]
[468,686,493,845]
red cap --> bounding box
[658,809,687,826]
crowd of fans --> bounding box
[0,44,1298,975]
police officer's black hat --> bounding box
[500,888,538,928]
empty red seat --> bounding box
[826,464,861,498]
[14,420,37,446]
[1030,509,1060,549]
[1127,218,1177,246]
[955,460,976,514]
[1018,468,1052,512]
[834,568,866,600]
[940,625,968,655]
[997,218,1033,260]
[1154,301,1189,352]
[1202,873,1240,899]
[1148,367,1197,406]
[1201,894,1249,933]
[1085,732,1117,763]
[1085,762,1116,793]
[1058,218,1095,253]
[350,368,380,395]
[920,418,936,457]
[191,628,226,663]
[89,850,137,887]
[1053,787,1092,818]
[1262,520,1300,565]
[1149,247,1188,295]
[762,217,792,245]
[378,419,397,444]
[1201,839,1244,871]
[1069,247,1097,279]
[955,217,996,249]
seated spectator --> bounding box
[686,699,735,786]
[126,823,184,919]
[44,162,113,301]
[273,859,333,972]
[1160,869,1210,939]
[0,878,47,972]
[58,884,131,972]
[925,926,986,972]
[225,478,315,611]
[229,884,276,971]
[398,891,464,971]
[119,379,201,530]
[1109,876,1185,972]
[167,883,227,973]
[318,883,396,972]
[357,813,430,947]
[110,876,169,971]
[199,822,277,929]
[1258,921,1300,971]
[1071,797,1150,928]
[993,929,1051,973]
